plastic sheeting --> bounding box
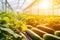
[0,0,34,12]
[8,0,34,10]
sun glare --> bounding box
[39,1,52,9]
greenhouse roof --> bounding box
[0,0,60,15]
[0,0,34,11]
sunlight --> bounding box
[39,0,52,9]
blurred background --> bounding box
[0,0,60,16]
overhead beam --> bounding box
[23,0,40,11]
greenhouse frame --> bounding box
[0,0,60,40]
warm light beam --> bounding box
[39,1,52,9]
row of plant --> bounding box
[0,12,28,40]
[0,12,60,40]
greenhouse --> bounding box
[0,0,60,40]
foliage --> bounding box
[0,12,27,40]
[0,12,60,40]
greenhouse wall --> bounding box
[23,0,60,16]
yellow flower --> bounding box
[15,22,20,26]
[3,17,10,23]
[0,17,1,20]
[14,21,21,29]
[21,25,27,32]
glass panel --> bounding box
[0,1,2,11]
[7,0,34,11]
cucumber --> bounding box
[36,25,54,34]
[31,27,47,37]
[43,34,60,40]
[49,24,60,30]
[26,29,43,40]
[0,28,23,40]
[23,32,32,40]
[55,31,60,37]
